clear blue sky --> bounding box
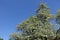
[0,0,60,40]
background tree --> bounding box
[0,38,3,40]
[9,3,59,40]
[56,10,60,24]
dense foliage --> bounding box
[9,3,60,40]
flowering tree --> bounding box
[9,3,60,40]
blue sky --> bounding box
[0,0,60,40]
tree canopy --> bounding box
[9,3,60,40]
